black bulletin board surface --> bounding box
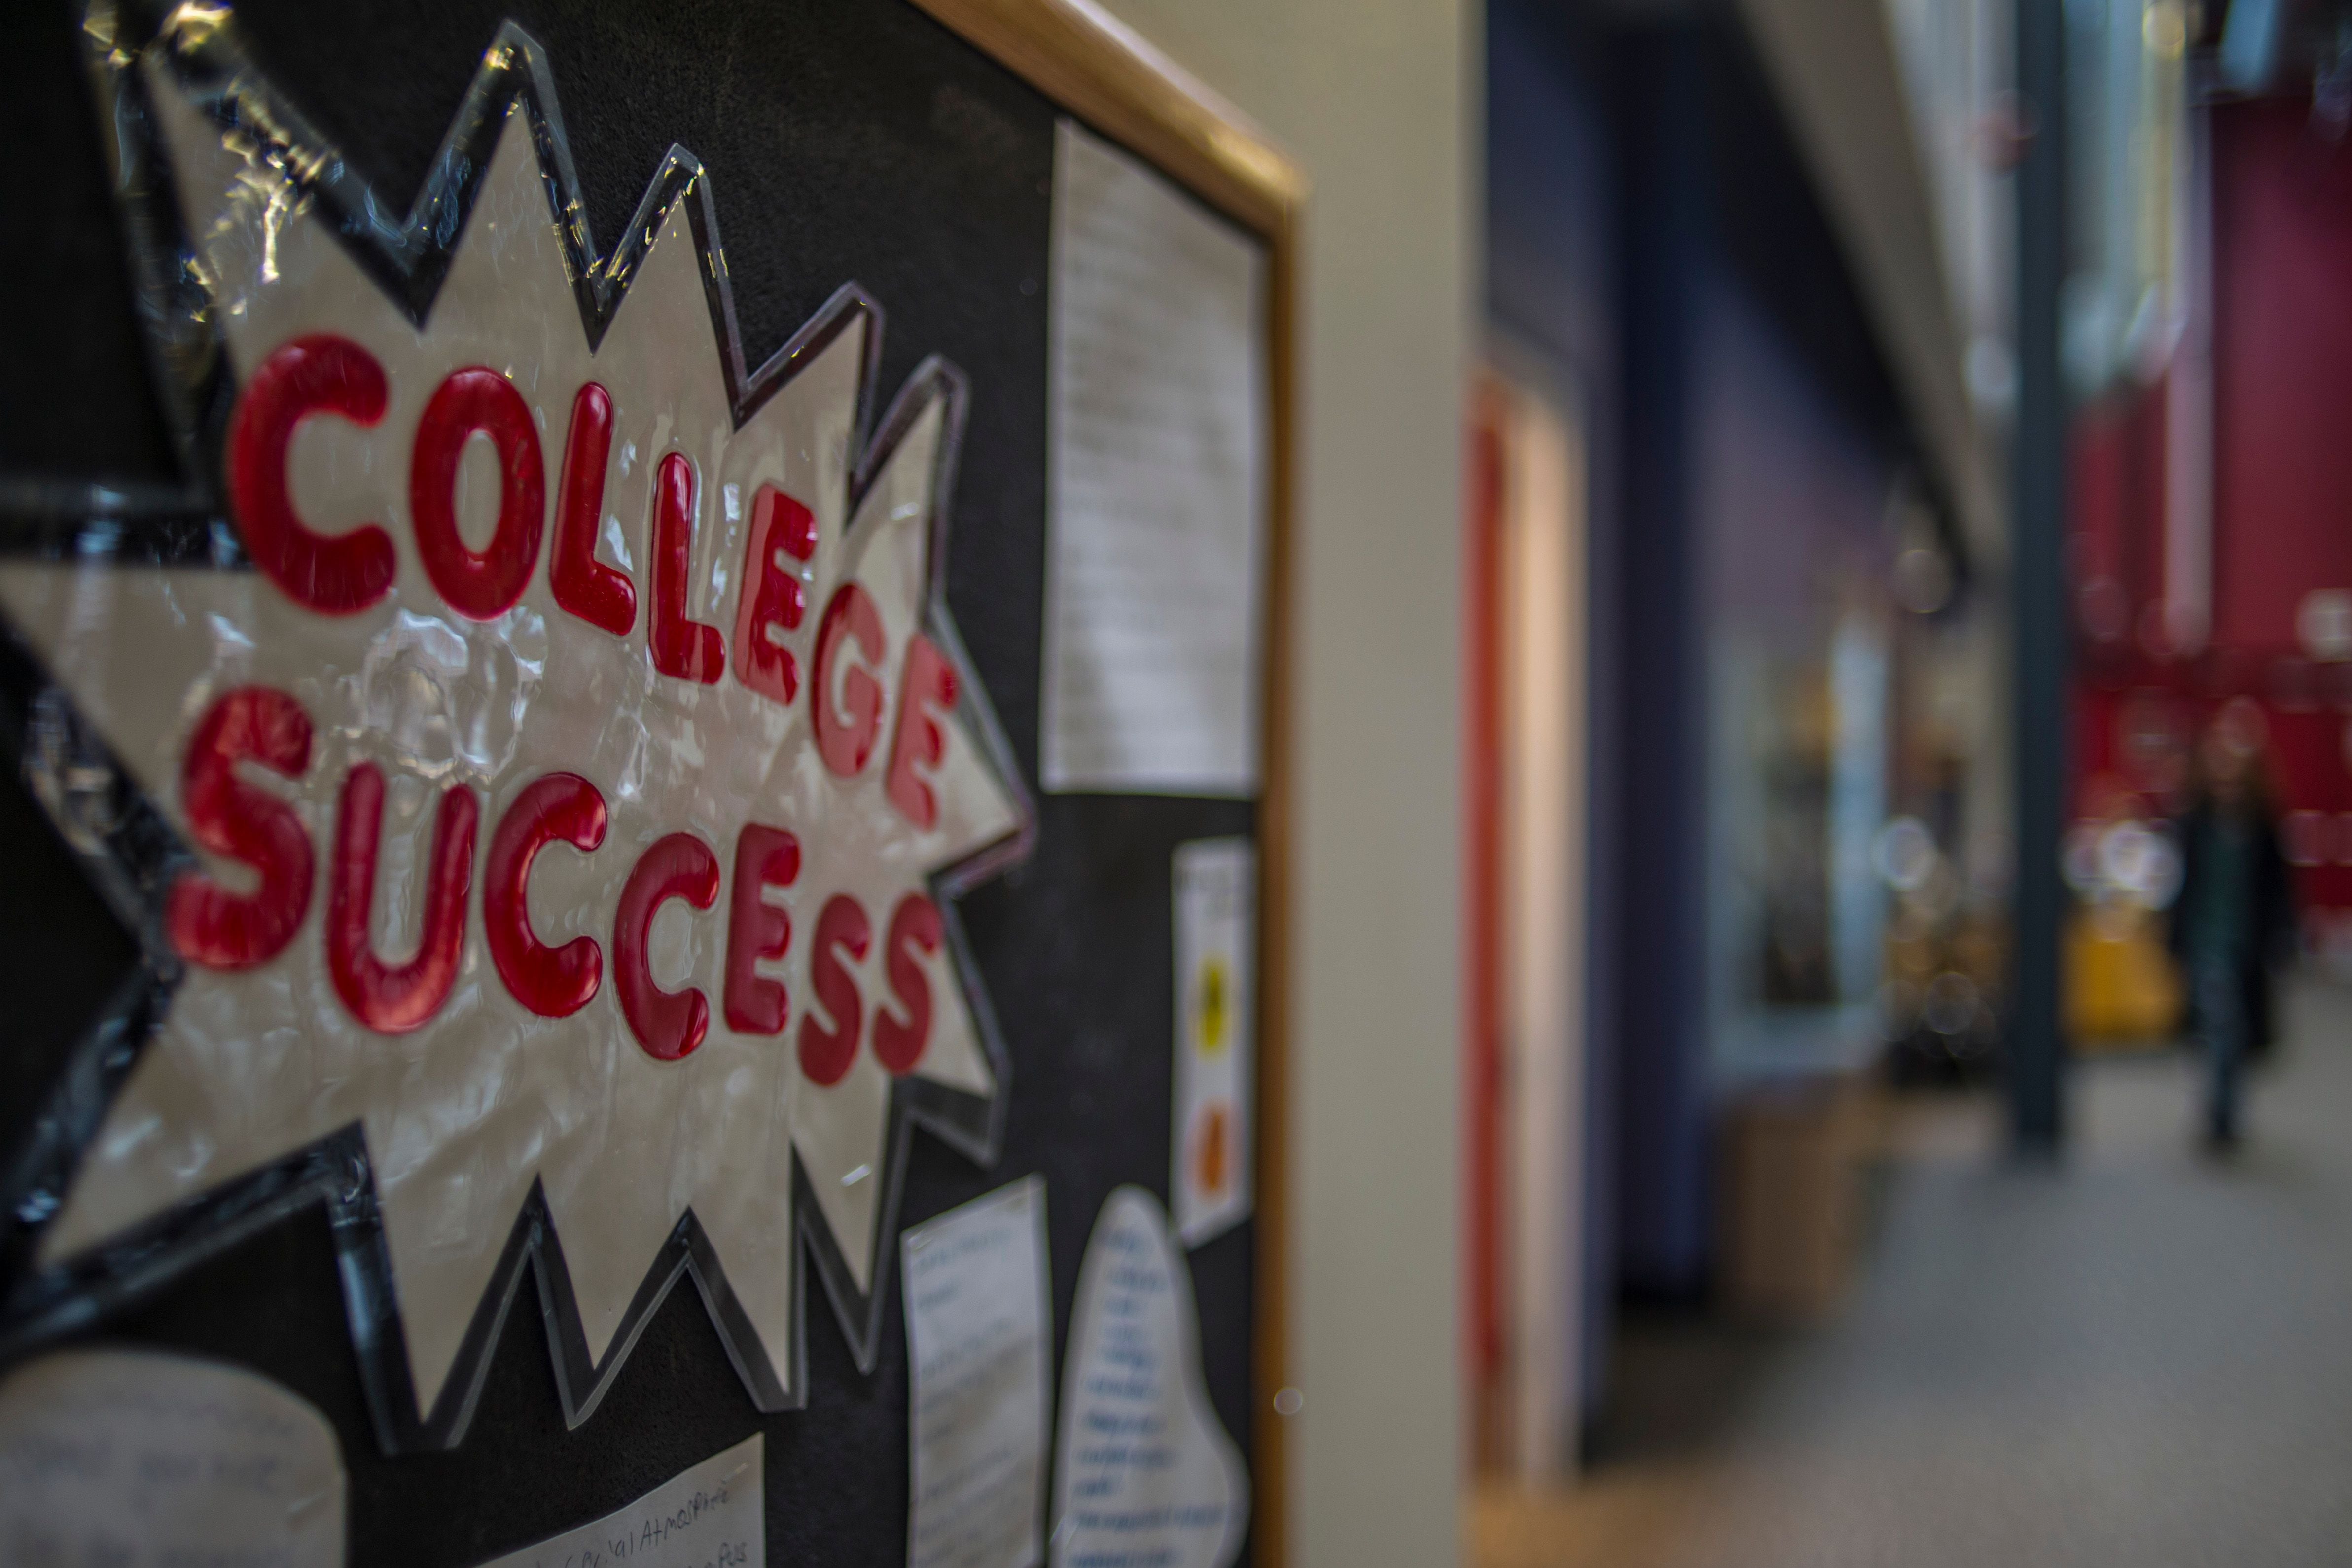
[0,0,1264,1561]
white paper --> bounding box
[1050,1188,1247,1568]
[903,1176,1053,1568]
[473,1433,762,1568]
[0,1348,345,1566]
[1172,840,1257,1246]
[1042,119,1269,796]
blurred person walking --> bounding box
[2169,714,2295,1149]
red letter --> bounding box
[328,764,477,1034]
[226,335,395,615]
[731,485,817,707]
[410,368,546,620]
[797,894,870,1087]
[724,824,800,1034]
[871,893,943,1075]
[649,452,724,683]
[812,583,886,776]
[614,832,720,1061]
[485,773,606,1018]
[551,382,636,636]
[165,687,315,970]
[884,635,961,829]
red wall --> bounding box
[2065,98,2352,933]
[2212,98,2352,655]
[2069,387,2167,658]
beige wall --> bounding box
[1087,1,1476,1562]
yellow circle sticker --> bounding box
[1196,958,1229,1055]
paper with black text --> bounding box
[904,1176,1052,1568]
[0,1348,345,1566]
[1043,119,1269,796]
[1172,839,1256,1246]
[472,1433,762,1568]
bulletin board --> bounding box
[0,0,1297,1562]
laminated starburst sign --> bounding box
[0,0,1289,1560]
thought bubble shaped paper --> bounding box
[1050,1187,1247,1568]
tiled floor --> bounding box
[1473,978,2352,1568]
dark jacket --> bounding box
[2168,798,2296,1050]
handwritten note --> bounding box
[0,1348,345,1566]
[1172,839,1256,1247]
[473,1434,761,1568]
[1050,1188,1247,1568]
[1042,119,1269,797]
[903,1176,1052,1568]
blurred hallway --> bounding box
[1473,976,2352,1568]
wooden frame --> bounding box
[904,2,1302,1562]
